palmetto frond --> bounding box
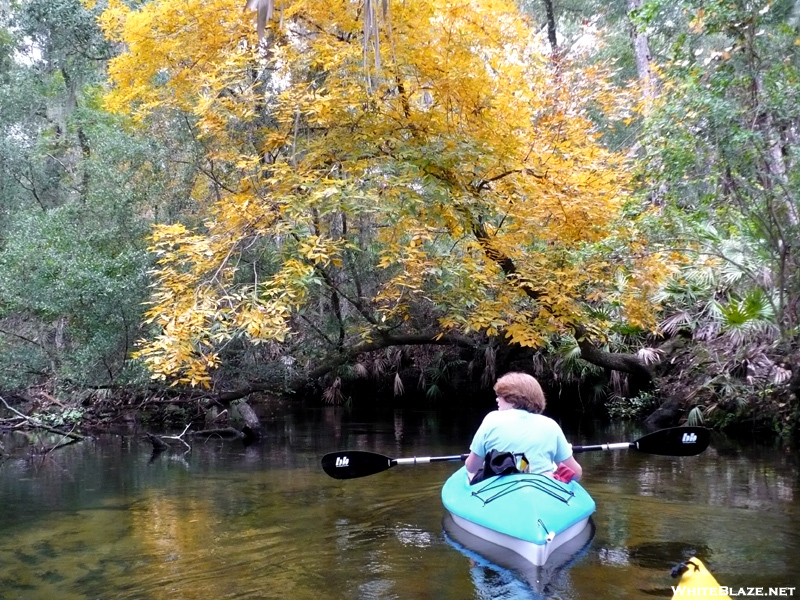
[554,340,583,373]
[687,406,705,426]
[636,347,663,366]
[393,372,405,397]
[772,366,792,384]
[553,338,603,383]
[323,377,343,404]
[659,310,695,336]
[717,289,778,346]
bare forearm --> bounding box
[465,451,483,479]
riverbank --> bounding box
[2,363,798,459]
[644,337,800,439]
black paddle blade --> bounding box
[321,450,393,479]
[636,426,710,456]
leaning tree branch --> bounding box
[471,222,652,380]
[303,331,477,382]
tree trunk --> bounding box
[627,0,656,108]
[236,400,262,443]
[541,0,558,55]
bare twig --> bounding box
[160,424,192,450]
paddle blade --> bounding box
[635,426,710,456]
[321,450,393,479]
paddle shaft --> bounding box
[392,442,648,465]
[397,441,654,462]
[394,442,651,462]
[394,454,468,465]
[360,444,634,466]
[572,442,633,454]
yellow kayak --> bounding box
[671,557,731,600]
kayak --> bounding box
[672,557,731,600]
[441,466,596,567]
[443,512,594,597]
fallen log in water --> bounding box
[145,425,251,451]
[191,427,244,440]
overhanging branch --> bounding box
[304,331,477,381]
[472,221,651,379]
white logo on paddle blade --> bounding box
[682,433,697,443]
[335,456,349,467]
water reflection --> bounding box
[1,408,799,600]
[443,513,595,599]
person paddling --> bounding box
[464,372,583,483]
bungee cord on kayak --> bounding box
[470,474,575,507]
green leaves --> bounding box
[0,203,151,385]
[714,289,778,345]
[638,0,800,350]
[0,0,188,389]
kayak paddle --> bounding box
[321,450,470,480]
[572,425,710,456]
[321,426,711,479]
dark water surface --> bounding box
[1,406,799,599]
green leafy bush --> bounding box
[606,391,660,420]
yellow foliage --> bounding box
[100,0,670,384]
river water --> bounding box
[1,405,798,599]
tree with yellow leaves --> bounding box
[96,0,673,388]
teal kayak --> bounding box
[441,466,596,566]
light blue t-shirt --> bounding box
[469,409,572,475]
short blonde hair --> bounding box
[494,372,546,414]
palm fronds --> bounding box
[393,372,405,397]
[323,376,343,404]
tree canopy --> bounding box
[95,0,672,387]
[0,0,797,435]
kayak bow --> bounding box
[441,467,596,566]
[672,557,731,600]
